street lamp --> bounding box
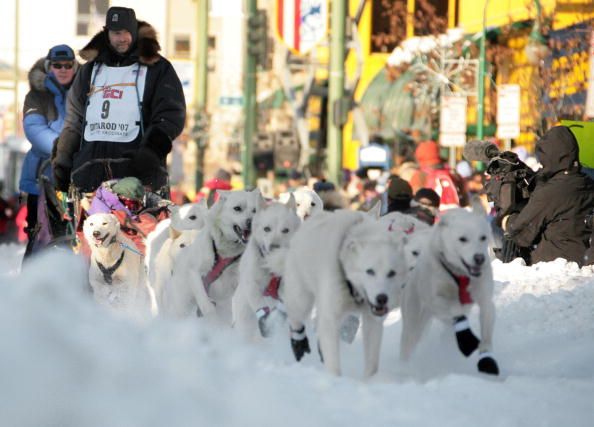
[525,0,549,65]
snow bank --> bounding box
[0,247,593,426]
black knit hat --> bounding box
[105,6,137,40]
[414,188,441,208]
[387,176,413,200]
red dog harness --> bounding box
[202,240,241,291]
[263,275,282,300]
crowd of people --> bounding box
[1,6,593,270]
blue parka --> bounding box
[19,58,75,195]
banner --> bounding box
[276,0,327,55]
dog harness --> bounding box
[439,258,473,305]
[263,275,282,300]
[96,250,125,285]
[202,240,241,291]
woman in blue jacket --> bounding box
[20,45,78,258]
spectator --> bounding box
[195,168,233,207]
[20,44,78,257]
[313,180,347,211]
[52,6,185,194]
[409,140,467,209]
[383,175,413,214]
[502,126,594,266]
[357,180,381,212]
[409,188,440,225]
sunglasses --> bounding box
[51,63,73,70]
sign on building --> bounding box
[275,0,328,55]
[497,84,521,139]
[439,96,467,147]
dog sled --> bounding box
[32,156,171,258]
[70,177,170,257]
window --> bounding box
[413,0,449,36]
[370,0,407,53]
[77,0,109,36]
[174,35,191,59]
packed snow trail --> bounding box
[0,245,592,427]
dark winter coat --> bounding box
[506,126,594,266]
[52,21,186,192]
[20,58,74,195]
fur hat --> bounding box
[105,6,138,43]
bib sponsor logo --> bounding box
[103,87,124,99]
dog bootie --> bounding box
[290,326,311,361]
[478,352,500,375]
[340,314,360,344]
[454,315,479,357]
[256,307,272,337]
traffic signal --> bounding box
[274,130,300,171]
[253,132,275,173]
[247,9,269,69]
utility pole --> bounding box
[326,0,347,185]
[242,0,258,189]
[477,0,490,141]
[194,0,209,191]
[13,0,20,136]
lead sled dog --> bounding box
[162,189,262,323]
[400,206,499,375]
[282,209,408,377]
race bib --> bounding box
[83,63,147,143]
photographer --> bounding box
[501,126,594,266]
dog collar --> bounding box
[439,256,473,305]
[346,280,365,306]
[96,250,125,285]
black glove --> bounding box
[53,164,71,192]
[130,146,162,184]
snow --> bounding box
[1,244,593,426]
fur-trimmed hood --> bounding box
[28,58,48,91]
[79,21,161,65]
[28,57,80,92]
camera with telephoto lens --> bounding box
[463,141,537,263]
[463,140,536,219]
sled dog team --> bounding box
[83,187,499,377]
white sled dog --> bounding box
[162,189,262,323]
[83,213,152,317]
[399,206,499,375]
[145,200,207,297]
[233,195,301,339]
[283,210,408,377]
[278,186,324,221]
